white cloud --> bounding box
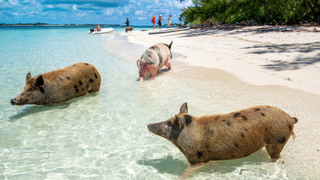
[74,13,86,17]
[134,10,143,16]
[122,5,132,14]
[45,5,54,8]
[8,0,19,6]
[72,5,77,10]
[117,10,123,16]
[103,9,114,16]
[172,0,192,9]
[21,0,37,4]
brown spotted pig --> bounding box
[10,63,101,105]
[148,103,298,166]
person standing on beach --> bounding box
[152,15,156,29]
[124,17,129,27]
[167,15,172,28]
[157,15,163,30]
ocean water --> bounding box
[0,26,318,179]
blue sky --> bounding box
[0,0,193,25]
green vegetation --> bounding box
[179,0,320,25]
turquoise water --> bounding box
[0,26,316,179]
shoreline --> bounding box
[105,29,320,178]
[122,26,320,96]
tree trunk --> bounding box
[265,0,277,24]
[240,9,248,24]
[307,0,320,22]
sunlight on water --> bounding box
[0,26,318,179]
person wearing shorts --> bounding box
[157,15,162,30]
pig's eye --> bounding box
[167,122,173,126]
[28,87,34,91]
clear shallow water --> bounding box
[0,26,318,179]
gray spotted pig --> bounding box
[10,63,101,105]
[137,41,173,81]
[148,103,298,166]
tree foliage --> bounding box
[179,0,320,25]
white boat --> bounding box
[88,28,113,35]
[148,27,190,35]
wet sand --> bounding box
[105,28,320,178]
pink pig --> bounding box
[136,41,173,81]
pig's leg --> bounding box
[165,59,172,70]
[180,165,203,179]
[149,72,157,79]
[147,65,158,79]
[265,143,286,161]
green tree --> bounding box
[179,0,319,25]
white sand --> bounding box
[125,26,320,96]
[107,26,320,178]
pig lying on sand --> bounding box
[137,41,173,81]
[148,103,298,166]
[11,63,101,106]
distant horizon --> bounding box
[0,0,193,25]
[0,22,182,26]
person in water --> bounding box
[93,24,101,31]
[124,18,129,27]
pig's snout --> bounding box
[10,99,16,105]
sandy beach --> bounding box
[124,26,320,96]
[106,26,320,178]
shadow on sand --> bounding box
[156,27,320,72]
[8,104,68,122]
[243,42,320,71]
[8,93,99,122]
[137,149,272,177]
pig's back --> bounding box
[41,63,101,99]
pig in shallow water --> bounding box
[10,62,101,106]
[148,103,298,166]
[137,41,173,81]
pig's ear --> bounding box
[137,60,144,68]
[174,114,192,129]
[26,72,31,81]
[35,75,44,87]
[179,102,188,114]
[174,115,183,129]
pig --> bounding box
[125,27,133,32]
[136,41,173,81]
[147,103,298,166]
[10,63,101,106]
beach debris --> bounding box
[10,63,101,105]
[137,41,173,81]
[147,103,298,167]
